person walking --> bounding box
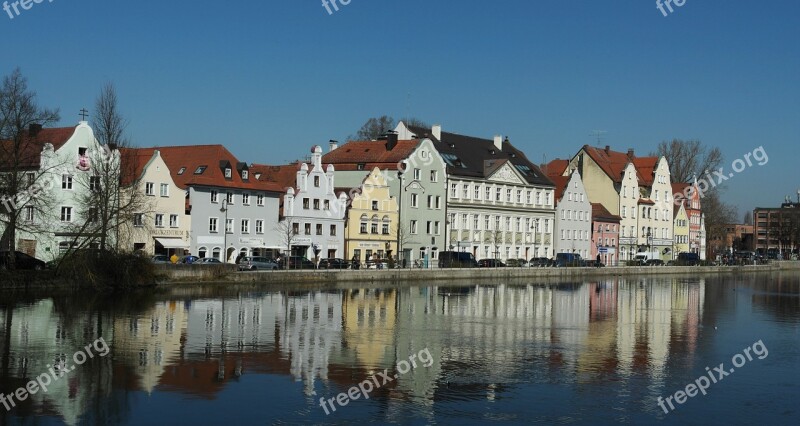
[596,253,601,268]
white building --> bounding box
[551,170,592,258]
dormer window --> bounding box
[194,166,207,175]
[255,173,262,180]
[313,176,320,187]
[224,168,232,179]
[242,170,249,180]
[177,167,186,175]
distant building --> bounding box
[673,201,690,256]
[591,203,621,266]
[341,167,399,262]
[673,181,705,259]
[753,201,800,258]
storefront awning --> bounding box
[154,237,189,249]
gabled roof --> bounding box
[404,125,554,187]
[0,126,76,169]
[580,145,637,184]
[632,157,659,187]
[119,148,158,187]
[154,145,282,192]
[250,163,300,192]
[322,139,421,171]
[591,203,621,222]
[550,175,570,206]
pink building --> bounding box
[591,203,621,266]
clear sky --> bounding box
[2,0,798,216]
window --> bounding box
[450,183,457,197]
[60,207,72,222]
[434,221,440,235]
[160,183,169,197]
[313,199,320,210]
[382,223,389,234]
[372,200,379,211]
[413,168,421,180]
[463,185,469,199]
[475,185,481,199]
[226,218,234,234]
[485,186,491,200]
[178,167,186,175]
[410,193,418,208]
[226,193,234,204]
[427,195,433,209]
[371,222,378,234]
[170,214,179,228]
[324,200,330,210]
[303,198,310,209]
[435,196,441,209]
[485,215,490,230]
[495,215,501,230]
[496,188,501,201]
[506,189,512,202]
[535,191,541,205]
[516,217,521,232]
[462,214,469,229]
[357,163,365,171]
[24,206,34,222]
[155,214,164,228]
[255,220,264,234]
[516,190,522,203]
[291,222,299,234]
[90,176,101,191]
[316,224,323,235]
[426,221,432,234]
[211,190,219,203]
[241,219,250,234]
[314,176,320,187]
[473,214,479,230]
[430,170,438,182]
[194,166,207,174]
[242,170,249,180]
[257,194,264,206]
[304,223,311,235]
[224,168,232,178]
[360,221,368,234]
[144,182,154,195]
[242,193,250,205]
[134,214,144,227]
[330,225,337,236]
[410,220,418,234]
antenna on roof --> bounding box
[590,130,607,146]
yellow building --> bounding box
[673,201,690,256]
[344,167,399,262]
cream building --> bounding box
[343,167,399,262]
[673,201,690,256]
[119,148,191,256]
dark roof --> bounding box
[250,163,299,192]
[322,139,421,171]
[405,125,554,187]
[591,203,621,222]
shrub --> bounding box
[57,250,157,290]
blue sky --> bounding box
[2,0,798,215]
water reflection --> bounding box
[1,273,798,424]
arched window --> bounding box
[198,247,208,258]
[212,247,221,261]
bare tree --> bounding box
[0,68,60,269]
[743,211,753,225]
[402,117,430,130]
[654,139,723,183]
[275,217,297,259]
[352,116,395,141]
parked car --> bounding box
[676,252,700,266]
[438,251,478,268]
[0,251,46,271]
[645,259,665,266]
[506,258,528,267]
[478,259,506,268]
[151,255,171,264]
[197,257,222,265]
[279,256,316,270]
[554,253,585,267]
[529,257,553,267]
[238,256,279,271]
[318,258,349,269]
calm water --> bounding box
[0,273,798,425]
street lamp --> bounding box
[220,198,229,263]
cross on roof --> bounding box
[79,108,89,121]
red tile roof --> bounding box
[153,145,283,192]
[550,175,570,206]
[119,148,157,187]
[591,203,621,222]
[581,145,636,184]
[0,126,76,169]
[322,139,421,171]
[543,159,569,177]
[632,157,659,187]
[250,163,299,192]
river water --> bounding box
[0,272,798,425]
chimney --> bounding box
[604,145,610,154]
[432,124,441,141]
[493,135,503,151]
[329,140,338,152]
[386,131,398,151]
[627,148,634,159]
[28,123,42,137]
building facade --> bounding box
[157,145,283,263]
[591,203,621,266]
[324,135,448,267]
[343,167,399,262]
[673,202,690,256]
[552,170,592,259]
[397,122,556,262]
[753,201,800,258]
[633,157,674,261]
[119,148,191,256]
